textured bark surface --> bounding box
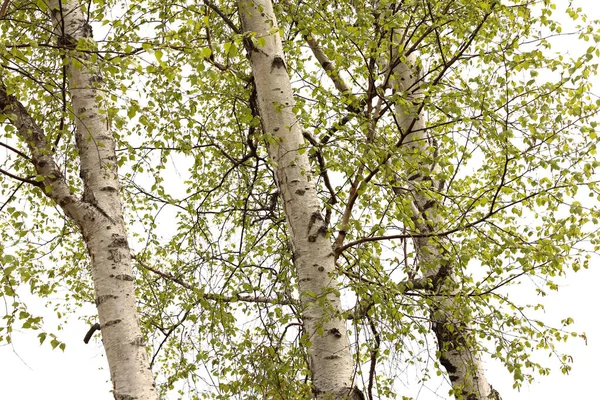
[49,2,158,398]
[0,1,158,399]
[391,53,499,400]
[237,1,362,398]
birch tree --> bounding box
[237,0,362,398]
[0,0,157,399]
[1,0,599,399]
[388,52,499,399]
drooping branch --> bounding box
[366,313,381,400]
[335,181,574,254]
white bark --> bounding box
[1,1,158,399]
[237,1,362,398]
[391,53,500,400]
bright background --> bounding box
[1,0,598,399]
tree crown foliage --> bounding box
[0,0,599,398]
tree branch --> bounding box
[0,141,30,160]
[204,0,240,34]
[0,168,40,186]
[0,81,82,218]
[133,254,295,306]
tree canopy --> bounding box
[0,0,599,399]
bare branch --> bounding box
[134,254,294,306]
[0,141,30,160]
[0,168,40,186]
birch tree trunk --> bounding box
[236,1,362,398]
[0,1,158,399]
[390,53,501,400]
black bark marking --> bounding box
[130,336,146,346]
[89,74,104,84]
[408,172,421,181]
[89,201,114,222]
[96,294,117,305]
[317,225,327,236]
[58,196,75,207]
[440,356,459,383]
[307,211,327,242]
[57,34,76,49]
[345,386,366,400]
[114,394,136,400]
[115,274,134,281]
[109,235,128,248]
[328,328,342,338]
[82,22,93,37]
[103,319,122,328]
[107,248,120,262]
[421,199,436,211]
[271,55,287,72]
[490,385,502,400]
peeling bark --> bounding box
[236,1,362,398]
[390,52,499,400]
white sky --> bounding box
[1,1,599,399]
